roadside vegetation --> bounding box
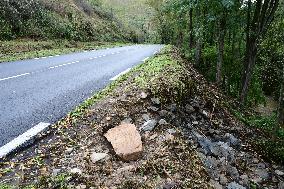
[148,0,284,164]
[0,0,137,62]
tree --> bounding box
[240,0,280,104]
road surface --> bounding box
[0,44,163,147]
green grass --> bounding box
[231,109,284,163]
[0,39,130,63]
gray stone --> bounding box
[167,103,177,112]
[159,119,168,125]
[226,166,239,180]
[52,169,61,177]
[275,170,284,176]
[121,118,133,124]
[185,104,195,113]
[90,152,108,163]
[70,168,82,175]
[142,114,151,121]
[257,163,266,169]
[210,179,223,189]
[140,120,157,131]
[167,128,176,134]
[239,174,249,186]
[159,110,168,117]
[151,97,160,105]
[219,174,228,185]
[140,92,148,99]
[226,182,246,189]
[212,142,235,163]
[149,106,159,112]
[255,168,269,180]
[224,133,241,147]
[278,181,284,189]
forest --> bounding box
[146,0,284,157]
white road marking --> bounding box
[0,122,50,158]
[0,73,31,82]
[48,56,53,58]
[42,57,47,59]
[49,66,55,69]
[143,57,149,62]
[111,52,115,55]
[34,58,40,60]
[110,68,131,81]
[89,58,93,60]
[99,56,102,58]
[103,55,106,57]
[55,55,60,57]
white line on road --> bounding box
[0,73,31,82]
[42,57,47,59]
[110,68,131,81]
[0,122,50,158]
[34,58,40,60]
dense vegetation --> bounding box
[0,0,134,41]
[147,0,284,162]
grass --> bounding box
[133,45,196,103]
[0,39,130,63]
[231,108,284,163]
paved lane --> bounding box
[0,44,163,147]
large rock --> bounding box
[140,119,157,131]
[104,124,143,161]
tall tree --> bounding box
[240,0,280,104]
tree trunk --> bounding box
[216,14,226,85]
[277,66,284,127]
[195,38,202,66]
[240,39,257,104]
[189,8,193,49]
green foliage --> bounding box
[0,0,132,42]
[135,45,196,103]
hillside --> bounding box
[0,0,133,41]
[100,0,158,43]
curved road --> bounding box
[0,44,163,147]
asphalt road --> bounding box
[0,44,163,147]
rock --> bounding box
[121,118,133,124]
[257,163,266,169]
[140,92,148,99]
[163,182,178,189]
[76,185,87,189]
[224,133,241,147]
[226,182,246,189]
[254,168,269,181]
[140,120,157,131]
[65,147,73,153]
[52,169,61,177]
[159,110,168,117]
[167,128,176,134]
[70,168,82,175]
[167,103,177,112]
[239,174,249,186]
[192,121,199,125]
[151,97,160,105]
[117,165,135,174]
[226,165,239,180]
[149,106,159,112]
[185,104,195,113]
[149,133,158,140]
[90,152,108,163]
[212,142,235,163]
[275,170,284,176]
[278,181,284,189]
[104,123,143,161]
[142,114,150,121]
[164,133,174,141]
[219,174,228,185]
[202,110,208,117]
[159,119,168,125]
[210,179,223,189]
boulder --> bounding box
[104,124,143,161]
[140,119,157,131]
[90,152,108,163]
